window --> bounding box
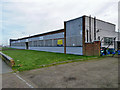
[104,37,114,45]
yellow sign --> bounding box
[57,39,63,45]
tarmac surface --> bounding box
[1,58,13,74]
[0,57,13,89]
[20,56,119,88]
[1,56,119,88]
[1,58,35,88]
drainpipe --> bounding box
[94,17,96,40]
[89,15,92,43]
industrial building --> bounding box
[10,15,119,56]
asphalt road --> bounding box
[1,56,119,88]
[20,57,118,88]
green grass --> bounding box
[2,49,101,71]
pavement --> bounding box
[19,57,118,88]
[0,57,13,89]
[1,56,119,88]
[1,58,36,88]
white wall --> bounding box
[85,16,117,48]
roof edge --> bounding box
[10,29,64,41]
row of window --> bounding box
[11,42,25,46]
[11,39,64,47]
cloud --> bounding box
[1,0,119,45]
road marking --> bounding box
[13,73,34,88]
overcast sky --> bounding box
[1,0,119,45]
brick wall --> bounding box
[84,41,101,56]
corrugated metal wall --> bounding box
[66,17,83,55]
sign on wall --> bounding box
[57,39,63,46]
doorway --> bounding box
[25,42,29,49]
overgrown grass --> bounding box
[2,49,101,71]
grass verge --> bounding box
[2,49,102,71]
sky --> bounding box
[0,0,119,45]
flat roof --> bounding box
[10,29,64,41]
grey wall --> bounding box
[11,46,26,49]
[29,47,64,53]
[11,46,83,55]
[28,32,64,41]
[65,17,83,55]
[11,32,64,47]
[66,47,83,55]
[11,46,64,53]
[66,17,83,47]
